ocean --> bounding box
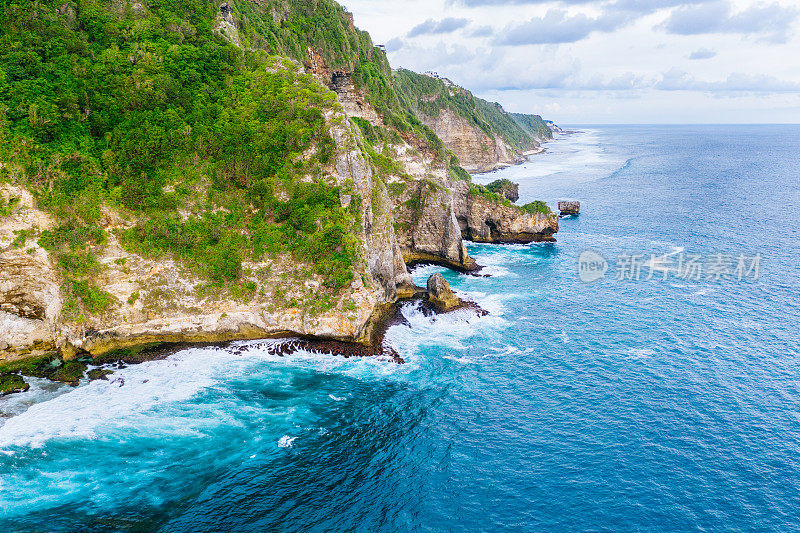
[2,125,800,531]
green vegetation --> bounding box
[474,98,544,151]
[0,353,62,378]
[93,342,170,364]
[485,178,517,198]
[469,183,512,206]
[87,368,114,380]
[393,69,551,153]
[51,360,88,384]
[0,195,20,217]
[522,201,552,215]
[0,0,550,308]
[510,113,553,140]
[470,183,551,214]
[0,373,29,395]
[449,156,472,181]
[237,0,459,171]
[0,354,89,386]
[0,0,360,294]
[38,221,115,318]
[351,117,401,147]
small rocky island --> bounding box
[558,200,581,217]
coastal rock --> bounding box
[392,179,478,272]
[426,273,461,311]
[306,48,383,126]
[0,194,62,360]
[391,70,551,174]
[558,200,580,217]
[213,2,241,47]
[485,179,519,202]
[0,373,29,396]
[0,103,415,364]
[0,251,61,321]
[455,183,559,244]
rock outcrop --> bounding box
[0,0,559,376]
[558,200,580,217]
[391,69,552,174]
[391,179,478,272]
[0,373,29,395]
[426,273,461,311]
[454,183,559,244]
[419,108,524,174]
[485,179,519,202]
[0,105,413,363]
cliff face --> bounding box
[0,107,412,361]
[0,0,557,367]
[392,70,552,173]
[418,108,524,174]
[453,183,559,244]
[302,49,477,272]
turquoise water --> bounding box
[2,125,800,531]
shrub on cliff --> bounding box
[0,0,357,294]
[522,201,552,215]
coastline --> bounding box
[473,140,552,176]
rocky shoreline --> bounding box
[0,1,560,397]
[0,165,556,393]
[0,273,483,393]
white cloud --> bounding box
[660,1,798,43]
[344,0,800,123]
[688,48,716,60]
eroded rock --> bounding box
[419,108,525,173]
[426,273,461,311]
[558,200,580,217]
[485,179,519,202]
[0,373,29,396]
[0,252,61,320]
[454,183,559,244]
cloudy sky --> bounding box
[344,0,800,123]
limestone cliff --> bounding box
[419,107,525,174]
[0,103,412,362]
[0,0,558,370]
[453,183,559,244]
[392,69,552,173]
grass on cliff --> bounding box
[392,69,549,154]
[522,200,552,215]
[469,184,512,206]
[0,0,360,296]
[470,184,552,215]
[485,178,516,196]
[237,0,461,173]
[0,195,20,217]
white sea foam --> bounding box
[443,355,478,365]
[626,348,656,358]
[0,348,234,448]
[328,394,345,401]
[692,287,717,296]
[278,435,296,448]
[0,248,515,449]
[0,377,73,421]
[473,129,627,199]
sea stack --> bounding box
[558,200,580,217]
[426,273,462,312]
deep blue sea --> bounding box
[2,125,800,532]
